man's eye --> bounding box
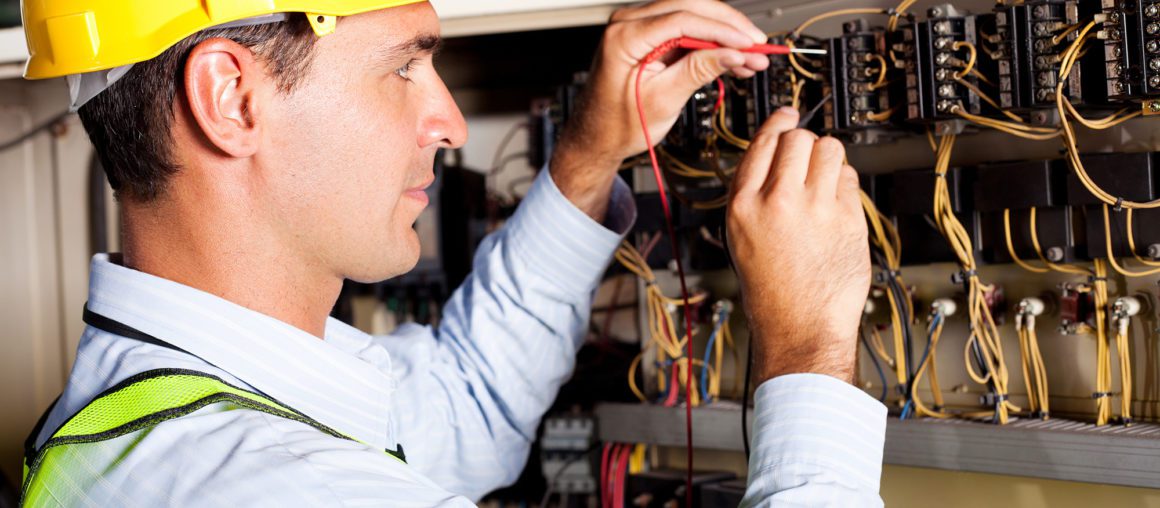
[396,59,418,81]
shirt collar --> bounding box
[85,254,394,450]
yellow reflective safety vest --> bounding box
[21,310,406,507]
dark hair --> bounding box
[79,14,319,202]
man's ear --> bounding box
[183,38,267,158]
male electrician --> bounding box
[19,0,883,506]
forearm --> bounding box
[388,169,633,497]
[549,119,623,223]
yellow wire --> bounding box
[1004,209,1049,273]
[1029,207,1092,276]
[1103,205,1160,277]
[932,134,1019,423]
[1057,23,1160,209]
[1126,209,1160,266]
[792,8,890,39]
[952,41,977,79]
[1093,260,1113,425]
[867,53,889,90]
[628,353,647,402]
[787,39,822,81]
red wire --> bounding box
[613,444,633,508]
[600,443,613,507]
[634,38,697,508]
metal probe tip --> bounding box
[791,48,828,55]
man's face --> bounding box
[260,2,465,283]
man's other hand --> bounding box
[726,108,872,385]
[550,0,769,221]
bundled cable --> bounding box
[617,241,709,405]
[861,191,914,406]
[1056,22,1158,209]
[1015,298,1051,419]
[902,302,953,419]
[930,134,1020,423]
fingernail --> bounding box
[750,28,768,44]
[776,106,800,117]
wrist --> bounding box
[549,142,622,223]
[751,329,858,386]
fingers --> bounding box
[764,128,817,193]
[804,136,846,198]
[634,10,758,51]
[838,165,864,213]
[612,0,767,44]
[731,108,799,197]
[656,48,744,100]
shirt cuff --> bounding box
[503,169,636,293]
[749,373,887,492]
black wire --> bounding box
[538,443,600,508]
[718,223,752,460]
[871,250,914,400]
[860,325,889,402]
[0,112,69,153]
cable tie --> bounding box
[1091,391,1111,399]
[993,393,1009,402]
[885,7,898,16]
[1089,275,1108,283]
[1114,197,1124,213]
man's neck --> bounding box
[119,202,341,339]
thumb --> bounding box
[654,48,745,103]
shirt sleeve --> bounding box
[741,373,887,508]
[381,168,635,500]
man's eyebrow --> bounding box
[375,34,443,62]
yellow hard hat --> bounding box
[21,0,427,80]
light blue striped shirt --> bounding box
[30,169,885,506]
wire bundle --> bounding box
[860,191,916,406]
[931,134,1020,423]
[1015,305,1050,419]
[600,443,645,508]
[1055,22,1152,209]
[616,241,711,406]
[902,308,949,419]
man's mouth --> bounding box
[404,175,435,205]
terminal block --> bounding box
[990,0,1100,111]
[824,20,904,143]
[898,4,983,122]
[1101,0,1160,100]
[730,36,798,139]
[666,82,722,158]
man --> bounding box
[20,0,882,506]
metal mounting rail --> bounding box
[595,402,1160,488]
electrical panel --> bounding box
[517,0,1160,500]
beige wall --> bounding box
[0,77,104,487]
[882,465,1160,508]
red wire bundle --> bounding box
[600,443,634,508]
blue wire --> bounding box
[700,310,727,403]
[860,329,889,402]
[900,400,913,420]
[903,314,943,419]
